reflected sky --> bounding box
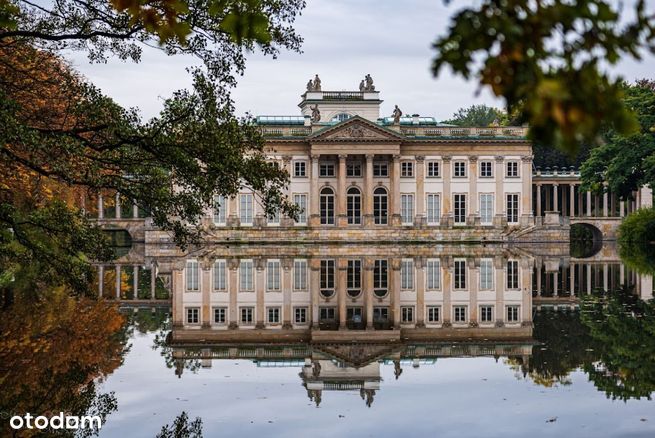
[98,329,655,438]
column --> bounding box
[98,265,104,297]
[587,265,592,294]
[98,194,104,219]
[150,263,157,299]
[310,154,320,227]
[536,184,542,217]
[442,156,452,224]
[603,263,609,292]
[416,257,425,327]
[578,190,583,217]
[469,260,479,324]
[133,202,138,219]
[603,190,609,217]
[337,154,347,226]
[133,265,139,300]
[570,184,576,217]
[521,155,533,222]
[115,265,121,299]
[442,257,452,325]
[228,196,238,226]
[391,259,401,328]
[338,259,347,329]
[494,156,504,226]
[391,155,401,226]
[553,184,559,212]
[416,155,426,226]
[364,154,374,226]
[620,198,625,217]
[521,259,533,323]
[468,155,478,225]
[364,260,374,329]
[115,193,121,219]
[570,264,576,296]
[586,191,592,216]
[228,259,239,328]
[536,263,542,296]
[201,261,211,327]
[255,259,265,328]
[282,259,293,328]
[495,257,505,326]
[172,266,184,327]
[310,261,320,328]
[553,270,559,297]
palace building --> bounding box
[199,77,534,242]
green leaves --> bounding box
[433,0,655,154]
[215,0,272,45]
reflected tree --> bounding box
[156,411,203,438]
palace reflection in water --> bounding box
[92,241,654,408]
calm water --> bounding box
[3,242,655,437]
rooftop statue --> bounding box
[392,105,403,124]
[364,74,375,92]
[313,74,322,91]
[310,104,321,123]
[306,79,313,91]
[359,79,366,92]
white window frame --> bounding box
[293,193,308,225]
[479,161,493,178]
[240,307,254,325]
[186,307,200,325]
[400,193,414,225]
[294,160,307,177]
[506,260,520,290]
[480,193,494,225]
[400,259,414,290]
[239,260,254,292]
[267,260,281,291]
[453,160,467,178]
[426,259,441,290]
[506,193,519,224]
[479,258,494,291]
[454,193,467,225]
[294,307,308,324]
[426,161,440,178]
[453,305,468,323]
[239,193,254,225]
[426,193,441,225]
[506,161,520,178]
[185,260,200,292]
[480,305,494,323]
[426,306,441,323]
[401,306,414,323]
[213,195,226,225]
[506,305,520,323]
[400,161,414,178]
[213,307,227,325]
[267,306,281,324]
[293,259,308,291]
[213,259,227,292]
[454,259,467,290]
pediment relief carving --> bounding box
[326,123,389,140]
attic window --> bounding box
[331,113,352,122]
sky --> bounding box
[69,0,655,122]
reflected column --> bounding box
[391,259,401,328]
[416,257,425,327]
[228,259,239,329]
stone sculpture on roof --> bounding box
[392,105,403,124]
[310,104,321,123]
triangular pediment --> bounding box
[309,116,404,142]
[314,343,401,368]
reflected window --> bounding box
[401,306,414,323]
[426,259,441,290]
[454,305,468,323]
[186,307,200,324]
[267,260,281,291]
[347,259,361,293]
[427,194,441,225]
[374,259,388,296]
[240,307,254,325]
[186,260,199,292]
[401,194,414,225]
[267,307,280,324]
[506,305,520,323]
[480,305,494,323]
[480,258,494,290]
[213,195,226,225]
[293,259,308,291]
[319,307,336,321]
[295,307,308,324]
[239,193,253,225]
[240,260,254,291]
[320,259,335,297]
[213,307,227,325]
[480,194,494,225]
[506,260,519,290]
[401,259,414,290]
[427,306,441,323]
[213,260,227,291]
[454,259,467,290]
[293,193,307,224]
[454,194,467,225]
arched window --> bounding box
[331,113,351,123]
[373,187,388,225]
[347,187,361,225]
[320,187,335,225]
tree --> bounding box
[441,104,508,127]
[580,80,655,199]
[432,0,655,154]
[617,207,655,274]
[156,411,203,438]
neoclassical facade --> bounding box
[204,81,533,237]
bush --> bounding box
[618,207,655,274]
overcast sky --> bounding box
[70,0,655,122]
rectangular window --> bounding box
[506,193,519,223]
[239,193,254,225]
[401,259,414,290]
[506,260,520,290]
[347,260,362,291]
[346,162,362,177]
[479,258,494,290]
[239,260,254,291]
[373,307,389,321]
[186,307,200,324]
[213,307,227,324]
[267,307,280,324]
[293,193,308,224]
[294,161,307,177]
[480,194,494,225]
[454,259,467,290]
[401,161,414,177]
[454,194,467,224]
[401,194,414,225]
[373,162,388,177]
[401,306,414,323]
[293,259,308,291]
[240,307,254,325]
[480,305,494,323]
[507,305,520,322]
[320,260,335,292]
[427,161,440,178]
[267,260,281,291]
[213,195,226,225]
[213,260,227,292]
[426,193,441,225]
[427,306,441,323]
[453,161,467,178]
[374,259,388,292]
[294,307,308,324]
[186,260,199,292]
[320,307,336,321]
[506,161,519,177]
[454,305,468,323]
[480,161,493,178]
[426,259,441,290]
[319,163,335,177]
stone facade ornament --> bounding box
[306,79,313,91]
[364,74,375,91]
[392,105,402,124]
[310,104,321,123]
[328,124,387,140]
[359,79,366,92]
[313,74,321,91]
